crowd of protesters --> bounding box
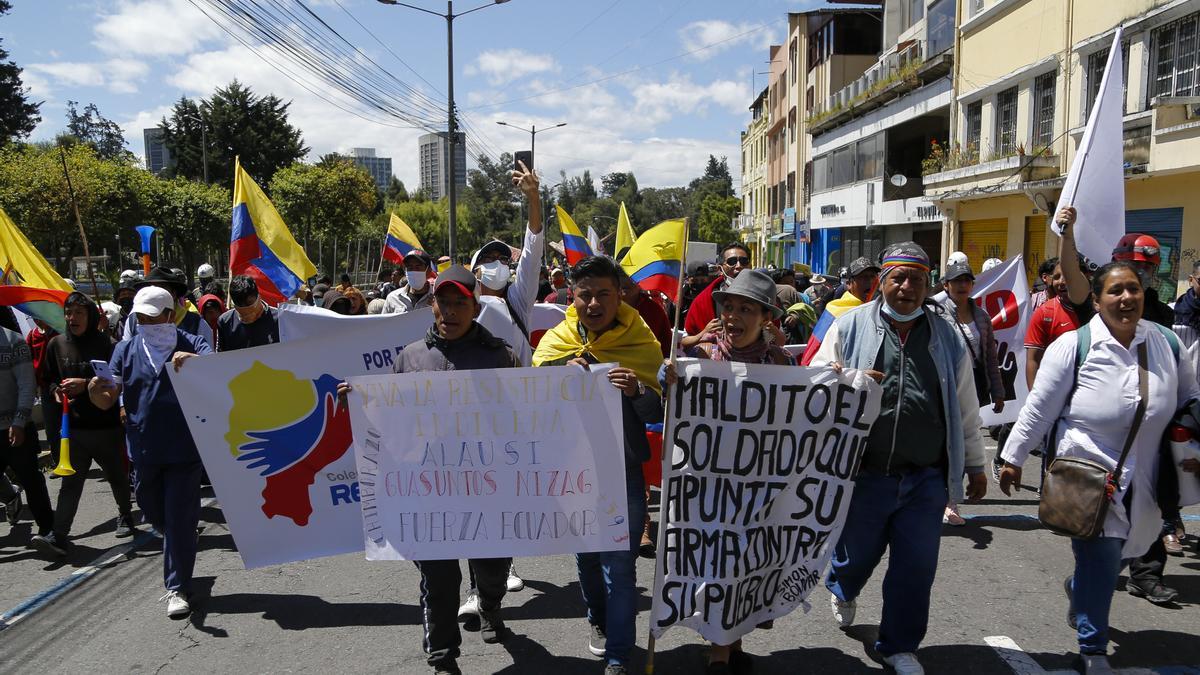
[2,155,1200,675]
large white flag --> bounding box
[1054,27,1125,268]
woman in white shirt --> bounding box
[998,261,1199,674]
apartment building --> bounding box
[925,0,1200,296]
[800,0,954,275]
[738,8,881,271]
[739,87,771,265]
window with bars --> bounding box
[965,100,982,157]
[1033,71,1056,149]
[1149,13,1200,100]
[994,87,1018,155]
[1086,41,1130,117]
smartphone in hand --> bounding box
[90,359,115,384]
[514,150,533,173]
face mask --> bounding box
[478,261,509,291]
[406,271,428,291]
[880,301,925,323]
[118,298,133,312]
[139,321,177,371]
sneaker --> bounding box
[1163,532,1184,556]
[160,590,191,618]
[479,609,506,644]
[114,515,137,538]
[881,652,925,675]
[1064,576,1076,630]
[457,589,480,631]
[639,531,656,559]
[432,661,461,675]
[1080,654,1115,674]
[506,562,525,592]
[942,504,966,527]
[1127,579,1178,605]
[604,665,628,675]
[588,623,607,657]
[830,592,855,628]
[30,532,67,558]
[4,488,21,525]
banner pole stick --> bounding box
[644,224,689,675]
[58,146,100,298]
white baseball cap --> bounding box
[982,257,1003,272]
[132,286,175,317]
[947,251,969,267]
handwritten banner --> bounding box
[650,360,881,645]
[169,310,431,568]
[346,365,630,560]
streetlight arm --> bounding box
[456,0,508,18]
[375,0,444,18]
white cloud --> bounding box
[631,75,750,125]
[678,20,781,61]
[465,49,559,86]
[93,0,222,57]
[27,59,150,94]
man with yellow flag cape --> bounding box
[532,255,663,674]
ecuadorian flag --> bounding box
[556,206,593,266]
[798,294,864,365]
[620,218,686,299]
[0,207,73,333]
[383,213,423,264]
[231,158,317,305]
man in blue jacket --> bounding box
[89,286,211,619]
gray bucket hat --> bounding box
[712,269,785,319]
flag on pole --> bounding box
[615,202,636,262]
[0,206,73,332]
[556,205,593,266]
[382,213,423,264]
[231,158,317,305]
[586,226,604,256]
[1054,27,1125,268]
[619,218,686,298]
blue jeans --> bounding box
[576,472,646,667]
[825,466,947,656]
[134,461,203,593]
[1068,537,1125,654]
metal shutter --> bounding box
[959,219,1008,274]
[1125,208,1183,299]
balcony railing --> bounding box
[806,39,946,131]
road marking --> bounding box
[985,635,1047,675]
[0,496,218,632]
[963,514,1200,523]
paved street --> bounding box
[2,437,1199,674]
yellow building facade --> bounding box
[926,0,1200,297]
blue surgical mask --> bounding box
[880,301,925,323]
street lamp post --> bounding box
[377,0,511,262]
[495,120,566,169]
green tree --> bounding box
[269,159,378,267]
[385,176,408,202]
[461,153,520,251]
[0,1,40,142]
[386,198,470,259]
[65,101,133,162]
[143,177,229,281]
[161,81,307,189]
[695,193,740,245]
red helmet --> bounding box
[1112,233,1161,266]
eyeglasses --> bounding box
[724,256,751,266]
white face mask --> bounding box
[406,271,428,291]
[139,321,177,372]
[477,261,510,291]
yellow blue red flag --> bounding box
[0,207,73,332]
[382,213,424,264]
[619,218,686,299]
[556,205,593,266]
[231,158,317,305]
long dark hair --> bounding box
[1090,261,1143,298]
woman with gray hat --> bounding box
[938,259,1005,526]
[663,268,794,674]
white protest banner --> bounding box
[650,360,881,645]
[1055,27,1125,268]
[971,256,1029,426]
[345,365,629,560]
[276,302,430,342]
[169,310,431,568]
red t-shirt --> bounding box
[1024,296,1083,349]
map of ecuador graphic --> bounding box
[225,362,353,526]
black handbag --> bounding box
[1039,342,1148,539]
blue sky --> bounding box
[5,0,822,190]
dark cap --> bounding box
[433,265,477,299]
[405,249,434,267]
[688,260,711,276]
[943,261,974,281]
[712,269,785,319]
[848,256,880,277]
[134,267,188,296]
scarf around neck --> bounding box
[533,302,663,394]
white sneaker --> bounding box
[882,652,924,675]
[1081,655,1114,674]
[506,562,525,592]
[830,592,855,628]
[160,590,191,618]
[457,588,480,619]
